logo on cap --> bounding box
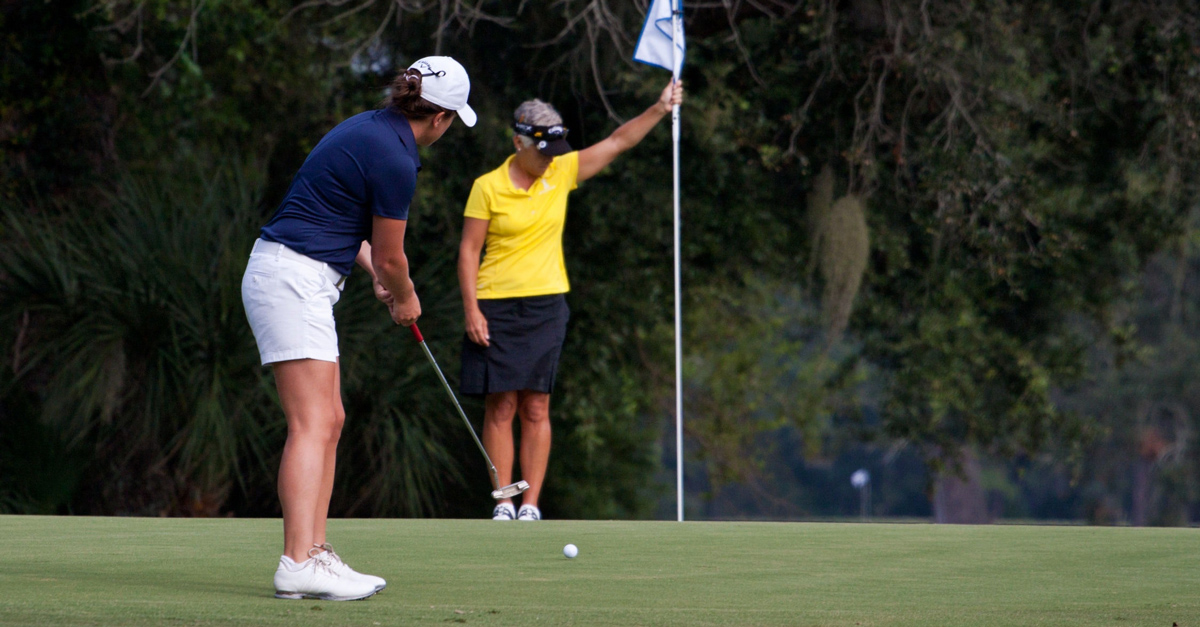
[406,56,476,127]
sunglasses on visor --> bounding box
[513,122,569,140]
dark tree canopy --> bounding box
[2,0,1199,523]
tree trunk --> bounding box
[932,448,990,524]
[1132,427,1167,527]
[1131,459,1152,526]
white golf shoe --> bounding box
[517,504,542,521]
[492,502,516,520]
[315,543,387,592]
[273,549,379,601]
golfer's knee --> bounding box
[518,393,549,422]
[331,403,346,434]
[518,400,550,425]
[486,393,519,425]
[288,413,343,444]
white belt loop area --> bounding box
[252,239,347,290]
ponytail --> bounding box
[387,68,451,120]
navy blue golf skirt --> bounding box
[460,294,570,396]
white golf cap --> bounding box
[408,56,476,127]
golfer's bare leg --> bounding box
[517,391,551,507]
[274,358,340,563]
[483,392,519,502]
[312,359,345,549]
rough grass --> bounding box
[1,516,1197,626]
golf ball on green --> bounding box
[563,543,578,558]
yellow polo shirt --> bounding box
[464,151,579,299]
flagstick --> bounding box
[671,0,684,523]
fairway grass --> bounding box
[1,516,1197,626]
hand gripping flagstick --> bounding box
[409,323,530,500]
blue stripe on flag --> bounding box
[633,0,685,75]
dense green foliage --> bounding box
[1,157,275,514]
[2,1,1199,523]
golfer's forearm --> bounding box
[354,241,377,280]
[374,253,414,300]
[458,250,481,312]
[609,105,669,152]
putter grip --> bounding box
[409,323,424,343]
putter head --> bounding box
[492,481,530,500]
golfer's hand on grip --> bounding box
[373,278,394,305]
[464,306,490,347]
[390,291,421,327]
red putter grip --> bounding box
[409,323,424,343]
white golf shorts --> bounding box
[241,239,347,365]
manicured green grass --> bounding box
[1,516,1197,626]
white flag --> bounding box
[633,0,685,76]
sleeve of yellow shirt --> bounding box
[463,178,491,220]
[562,151,580,192]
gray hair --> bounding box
[513,99,563,149]
[514,99,563,126]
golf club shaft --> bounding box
[409,323,500,490]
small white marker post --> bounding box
[851,469,871,521]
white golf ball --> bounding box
[563,543,579,559]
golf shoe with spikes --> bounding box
[273,548,378,601]
[492,502,516,520]
[315,543,386,592]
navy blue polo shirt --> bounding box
[260,108,421,275]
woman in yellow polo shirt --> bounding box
[458,81,683,521]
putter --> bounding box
[409,323,530,500]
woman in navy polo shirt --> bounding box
[241,56,476,602]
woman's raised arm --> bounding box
[577,81,683,183]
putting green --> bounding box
[1,516,1197,626]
